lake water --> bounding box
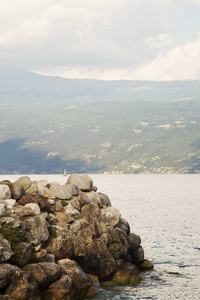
[1,174,200,299]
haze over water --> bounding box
[1,174,199,299]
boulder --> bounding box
[78,193,91,207]
[69,220,81,233]
[16,176,32,191]
[98,193,111,207]
[12,182,25,200]
[39,187,55,199]
[26,183,38,195]
[65,203,80,219]
[25,203,40,215]
[23,262,62,290]
[4,199,16,208]
[23,214,49,246]
[0,185,11,200]
[128,233,141,251]
[67,174,93,192]
[0,181,14,198]
[58,258,96,299]
[17,194,39,206]
[12,205,33,218]
[109,243,128,261]
[130,246,144,263]
[85,191,102,207]
[0,264,20,291]
[102,262,141,285]
[0,234,13,263]
[117,217,130,235]
[83,238,117,280]
[101,207,121,227]
[46,226,86,260]
[5,270,41,300]
[63,183,80,196]
[47,182,71,200]
[11,242,33,267]
[137,259,154,271]
[41,275,75,300]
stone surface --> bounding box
[78,193,91,207]
[17,194,39,206]
[4,199,16,207]
[63,183,80,196]
[25,203,40,215]
[137,259,154,271]
[23,262,62,290]
[58,258,95,299]
[12,205,33,218]
[5,270,41,300]
[26,183,38,195]
[0,264,20,290]
[130,246,144,263]
[98,193,111,207]
[0,185,11,200]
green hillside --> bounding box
[0,67,200,174]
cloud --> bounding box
[129,32,200,80]
[145,33,173,48]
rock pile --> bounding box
[0,174,154,299]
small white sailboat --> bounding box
[63,169,67,176]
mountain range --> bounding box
[0,66,200,174]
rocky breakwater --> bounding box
[0,174,154,299]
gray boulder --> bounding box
[12,182,25,200]
[47,182,71,199]
[0,234,13,263]
[16,176,32,191]
[0,185,11,200]
[101,207,121,227]
[67,174,93,192]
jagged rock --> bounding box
[23,214,49,246]
[0,234,13,262]
[12,182,25,200]
[31,249,55,263]
[83,238,117,280]
[78,193,91,207]
[17,194,39,206]
[0,264,20,290]
[47,182,71,200]
[101,207,121,227]
[36,180,48,191]
[109,243,129,260]
[102,262,141,285]
[16,176,32,191]
[0,185,11,200]
[130,246,144,263]
[36,195,55,213]
[5,270,41,300]
[0,204,6,216]
[98,193,111,207]
[115,227,130,249]
[23,262,62,290]
[81,204,103,238]
[26,183,38,195]
[63,183,80,196]
[58,258,96,299]
[67,174,93,192]
[41,275,75,300]
[46,226,86,260]
[137,259,154,271]
[25,203,40,215]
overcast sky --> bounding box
[1,0,200,80]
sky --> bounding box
[0,0,200,81]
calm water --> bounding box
[1,174,200,299]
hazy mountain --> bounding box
[0,66,200,174]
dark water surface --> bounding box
[1,174,200,299]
